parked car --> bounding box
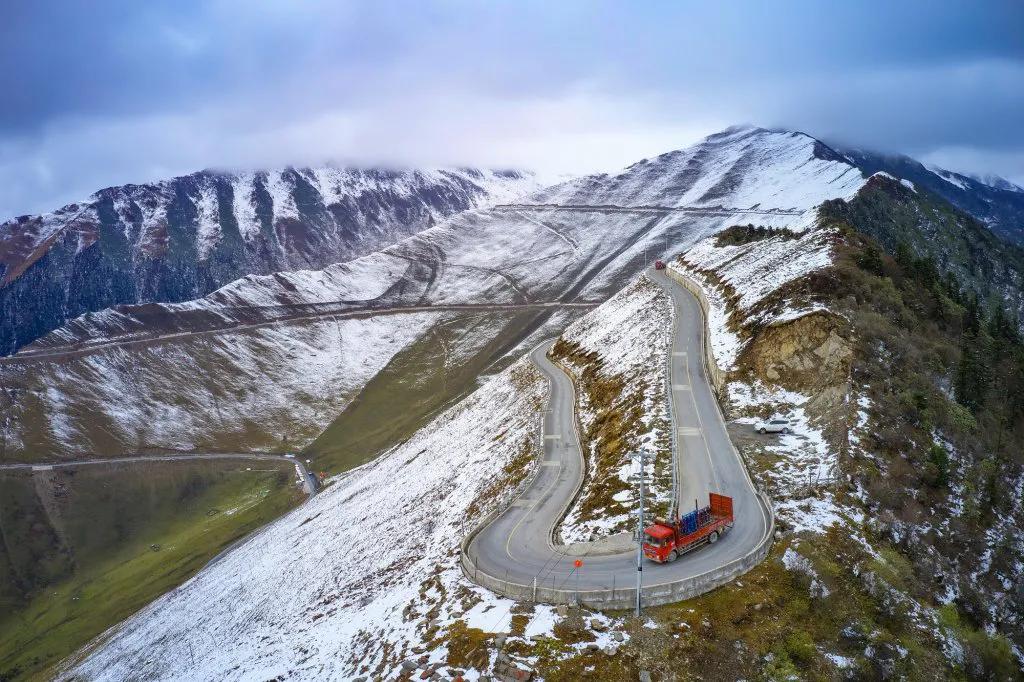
[755,418,792,434]
[654,260,666,270]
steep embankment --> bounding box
[0,167,536,355]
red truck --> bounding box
[654,260,666,270]
[643,493,734,563]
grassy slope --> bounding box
[306,308,571,473]
[0,460,303,681]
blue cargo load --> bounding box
[681,510,698,534]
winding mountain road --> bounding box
[462,267,773,609]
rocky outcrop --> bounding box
[741,311,852,403]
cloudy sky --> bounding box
[2,1,1023,219]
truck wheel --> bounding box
[667,550,678,563]
[782,427,790,434]
[708,531,719,544]
[757,427,765,434]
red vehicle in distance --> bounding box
[654,260,666,270]
[642,493,734,563]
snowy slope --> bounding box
[6,312,441,458]
[533,126,865,212]
[555,276,674,541]
[63,356,547,681]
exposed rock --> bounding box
[741,311,852,409]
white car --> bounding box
[755,418,792,434]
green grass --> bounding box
[0,460,302,681]
[307,309,548,473]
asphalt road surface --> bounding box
[465,267,771,596]
[0,453,319,495]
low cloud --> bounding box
[2,1,1023,218]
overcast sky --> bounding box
[2,1,1023,219]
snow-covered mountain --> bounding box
[16,124,1024,678]
[0,166,537,355]
[534,125,865,211]
[834,146,1024,246]
[2,127,875,461]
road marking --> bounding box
[544,435,561,440]
[673,351,687,357]
[685,351,722,491]
[673,384,691,391]
[541,461,560,467]
[677,427,701,436]
[31,465,53,471]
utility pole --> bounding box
[630,450,650,618]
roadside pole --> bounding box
[630,450,649,618]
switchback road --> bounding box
[462,267,773,609]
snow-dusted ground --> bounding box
[669,222,998,667]
[668,227,838,371]
[555,276,674,541]
[65,357,547,681]
[7,312,442,456]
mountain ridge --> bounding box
[0,166,536,354]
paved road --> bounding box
[464,267,771,598]
[0,453,319,495]
[493,203,804,217]
[2,301,599,364]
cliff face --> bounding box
[0,167,535,354]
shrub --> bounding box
[783,630,817,665]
